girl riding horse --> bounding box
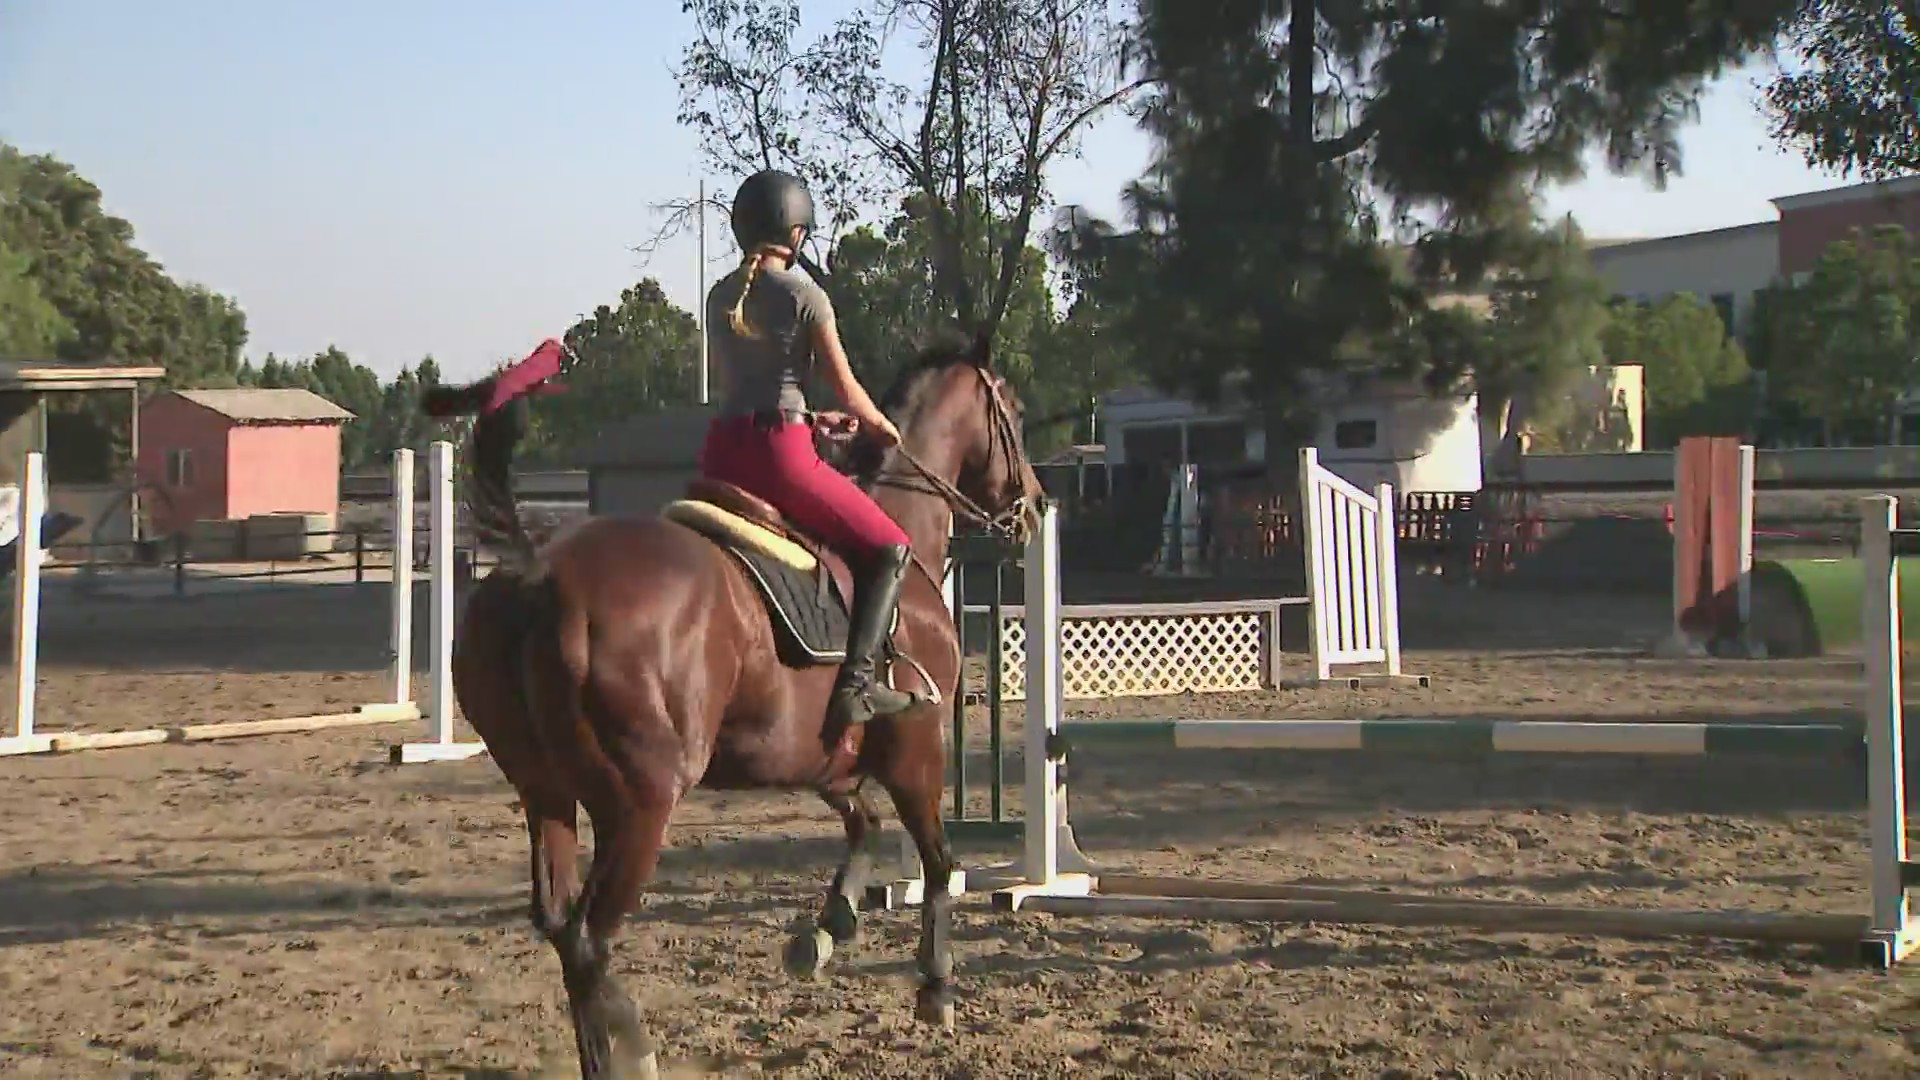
[699,168,921,738]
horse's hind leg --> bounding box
[525,797,580,938]
[783,784,883,979]
[555,794,675,1080]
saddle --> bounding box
[661,478,884,666]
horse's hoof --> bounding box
[915,989,956,1031]
[822,896,862,945]
[620,1049,660,1080]
[782,927,834,980]
[602,1045,664,1076]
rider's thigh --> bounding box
[756,423,909,558]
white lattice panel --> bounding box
[994,611,1268,700]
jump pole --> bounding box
[391,440,486,764]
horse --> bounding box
[424,336,1041,1080]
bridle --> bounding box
[870,365,1039,549]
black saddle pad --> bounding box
[721,543,852,666]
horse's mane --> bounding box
[846,334,986,485]
[880,334,980,422]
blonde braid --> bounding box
[727,250,768,339]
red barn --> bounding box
[136,388,354,536]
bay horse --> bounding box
[425,336,1040,1080]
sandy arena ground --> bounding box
[0,572,1914,1079]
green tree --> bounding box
[1020,293,1133,453]
[0,236,70,358]
[1743,283,1826,443]
[238,347,390,469]
[0,143,248,385]
[0,148,70,356]
[1470,217,1615,452]
[1761,225,1920,441]
[1764,0,1920,180]
[671,0,1140,341]
[1028,221,1155,449]
[0,143,255,479]
[828,217,960,393]
[363,357,445,462]
[522,279,702,464]
[826,194,1137,456]
[1602,293,1753,446]
[1051,0,1793,467]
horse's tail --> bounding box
[422,378,540,577]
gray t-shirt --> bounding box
[706,263,834,417]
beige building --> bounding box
[1585,221,1781,332]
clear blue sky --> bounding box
[0,1,1843,381]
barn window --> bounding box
[1333,420,1377,450]
[165,448,195,489]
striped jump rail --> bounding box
[1056,718,1864,757]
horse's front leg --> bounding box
[876,721,958,1030]
[784,783,883,978]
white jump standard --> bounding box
[1858,494,1919,968]
[0,450,47,755]
[0,450,421,757]
[390,440,487,764]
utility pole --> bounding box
[697,179,710,405]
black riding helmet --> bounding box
[730,169,816,252]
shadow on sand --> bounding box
[0,830,877,949]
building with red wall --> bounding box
[1770,174,1920,280]
[135,388,354,536]
[1589,174,1920,332]
[1582,173,1918,445]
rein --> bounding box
[868,365,1037,589]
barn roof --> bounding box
[171,388,355,423]
[0,358,166,392]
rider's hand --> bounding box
[813,410,859,438]
[862,413,903,448]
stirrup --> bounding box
[829,668,919,727]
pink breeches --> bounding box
[697,415,910,560]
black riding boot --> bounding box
[826,543,921,733]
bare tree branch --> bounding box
[1037,76,1153,164]
[672,0,1144,340]
[627,194,731,268]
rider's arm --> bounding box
[799,285,887,429]
[707,333,730,404]
[703,290,731,404]
[810,321,886,428]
